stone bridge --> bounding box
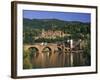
[24,43,70,54]
[23,43,84,68]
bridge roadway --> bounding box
[24,43,70,54]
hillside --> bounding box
[23,18,90,44]
[23,18,90,31]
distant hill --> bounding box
[23,18,90,30]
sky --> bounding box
[23,10,91,23]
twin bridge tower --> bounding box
[24,41,84,68]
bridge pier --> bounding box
[23,44,84,68]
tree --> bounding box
[83,34,91,66]
[23,50,32,69]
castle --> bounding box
[38,29,70,39]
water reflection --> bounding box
[28,47,85,69]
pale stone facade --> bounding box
[40,29,68,39]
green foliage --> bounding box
[83,34,91,65]
[23,18,90,44]
[23,50,32,69]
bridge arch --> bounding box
[28,47,39,58]
[42,47,52,57]
[57,47,62,54]
[53,47,61,52]
[53,47,64,55]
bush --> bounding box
[23,50,32,69]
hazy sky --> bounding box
[23,10,91,23]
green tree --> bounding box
[83,34,91,66]
[23,50,32,69]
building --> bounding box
[39,29,70,39]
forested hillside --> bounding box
[23,18,90,44]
